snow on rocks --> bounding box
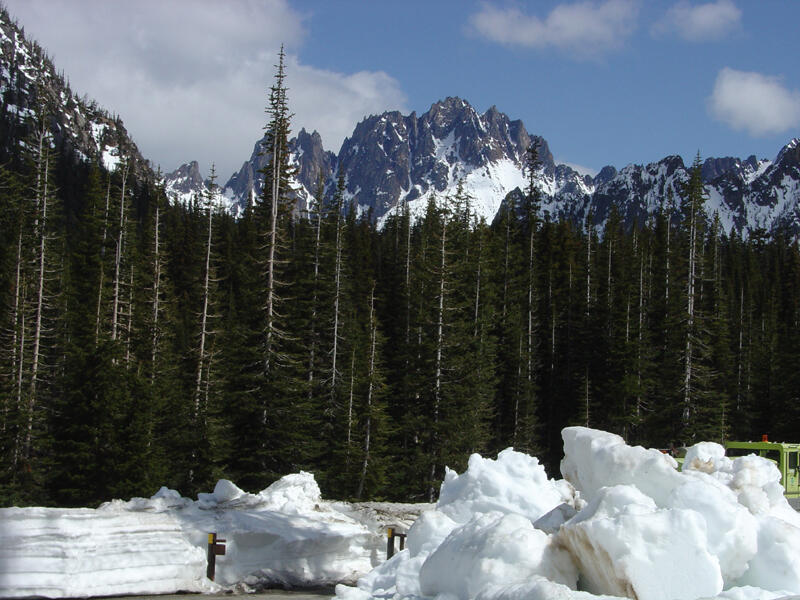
[558,484,724,599]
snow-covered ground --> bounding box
[3,428,800,599]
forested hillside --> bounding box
[3,34,800,507]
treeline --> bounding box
[3,58,800,507]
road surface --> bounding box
[121,589,335,600]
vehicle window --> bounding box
[765,450,780,464]
[726,448,751,457]
[789,452,799,470]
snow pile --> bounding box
[437,448,576,523]
[337,449,582,600]
[0,472,426,598]
[338,427,800,600]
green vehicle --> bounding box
[724,439,800,505]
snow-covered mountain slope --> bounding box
[0,7,149,176]
[163,161,206,206]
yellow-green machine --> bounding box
[724,439,800,502]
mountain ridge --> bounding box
[179,96,799,237]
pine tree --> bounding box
[518,143,541,454]
[678,153,718,443]
[228,46,309,487]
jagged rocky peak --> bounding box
[660,155,686,177]
[165,161,204,194]
[334,97,563,220]
[700,154,772,184]
[703,156,745,181]
[775,138,800,169]
[594,166,618,186]
[291,128,336,195]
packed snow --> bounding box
[3,428,800,599]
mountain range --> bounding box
[169,95,800,236]
[2,6,798,237]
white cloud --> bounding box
[653,1,741,42]
[3,0,407,179]
[558,160,598,178]
[708,68,800,137]
[468,0,639,59]
[287,60,408,156]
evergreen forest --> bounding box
[3,54,800,508]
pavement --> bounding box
[120,589,335,600]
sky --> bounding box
[4,0,800,181]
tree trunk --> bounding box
[683,188,698,428]
[264,137,281,379]
[194,199,213,418]
[331,198,343,406]
[346,349,355,464]
[307,202,322,400]
[357,285,378,500]
[111,162,129,343]
[429,217,447,502]
[26,124,50,457]
[96,178,111,344]
[7,218,24,436]
[150,203,161,382]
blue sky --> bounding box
[5,0,800,179]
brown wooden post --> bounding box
[386,527,395,559]
[206,533,226,581]
[207,533,216,580]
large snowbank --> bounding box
[0,506,208,598]
[337,427,800,600]
[0,472,428,598]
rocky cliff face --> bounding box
[333,97,562,222]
